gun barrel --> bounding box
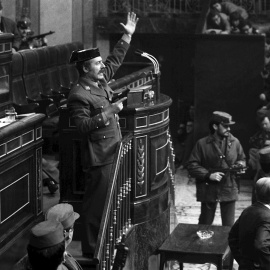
[27,31,55,41]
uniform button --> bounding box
[101,106,103,108]
[98,118,101,121]
[103,136,106,139]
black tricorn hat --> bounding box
[69,48,100,64]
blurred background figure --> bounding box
[17,20,32,50]
[211,0,248,20]
[0,0,21,52]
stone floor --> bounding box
[168,168,253,270]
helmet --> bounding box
[17,20,28,30]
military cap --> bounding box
[29,220,64,249]
[69,48,100,64]
[211,111,235,125]
[17,20,28,30]
[46,203,80,230]
[259,147,270,163]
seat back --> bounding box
[20,49,43,100]
[65,42,83,84]
[11,52,28,105]
[55,44,71,88]
[35,47,53,95]
[45,45,62,91]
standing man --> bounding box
[186,111,246,226]
[0,1,21,52]
[228,177,270,270]
[67,12,139,258]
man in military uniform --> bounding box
[46,203,82,270]
[27,220,67,270]
[67,12,139,257]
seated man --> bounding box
[46,203,82,269]
[206,9,231,34]
[251,147,270,204]
[229,11,244,34]
[249,108,270,173]
[240,19,260,35]
[229,177,270,270]
[211,0,248,20]
[27,220,68,270]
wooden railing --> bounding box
[94,135,133,269]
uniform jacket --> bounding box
[229,202,270,270]
[68,38,129,168]
[186,133,246,202]
[1,16,21,51]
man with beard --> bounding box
[186,111,246,226]
[67,12,139,258]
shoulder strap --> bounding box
[212,138,231,168]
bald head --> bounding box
[256,177,270,204]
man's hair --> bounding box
[27,240,65,270]
[256,177,270,204]
[230,11,241,22]
[75,61,90,76]
[208,9,220,19]
[210,0,220,7]
[208,120,220,134]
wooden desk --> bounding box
[158,223,232,270]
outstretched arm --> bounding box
[120,12,139,36]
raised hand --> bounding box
[120,12,139,36]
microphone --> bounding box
[134,49,159,74]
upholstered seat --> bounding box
[35,47,66,107]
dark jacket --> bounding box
[229,202,270,270]
[186,134,246,202]
[1,16,21,51]
[67,38,129,168]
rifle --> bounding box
[27,31,55,42]
[209,165,248,175]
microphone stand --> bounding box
[135,49,160,101]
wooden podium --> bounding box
[59,91,173,269]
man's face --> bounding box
[261,117,270,132]
[231,19,240,27]
[64,226,74,248]
[241,25,251,35]
[212,15,221,25]
[213,3,222,12]
[19,27,28,37]
[86,56,105,82]
[215,123,231,138]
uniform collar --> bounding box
[78,77,108,97]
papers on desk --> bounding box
[16,113,36,119]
